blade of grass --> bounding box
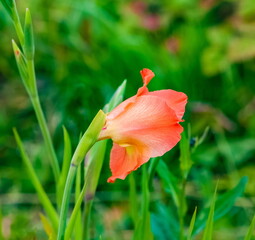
[103,79,126,112]
[194,176,248,235]
[187,207,197,240]
[13,128,59,232]
[244,215,255,240]
[40,213,56,240]
[148,158,160,187]
[57,126,72,209]
[202,183,218,240]
[156,160,179,207]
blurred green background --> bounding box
[1,0,255,239]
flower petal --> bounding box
[107,143,149,183]
[137,68,155,96]
[140,68,155,85]
[147,90,187,119]
[106,95,183,158]
[105,69,156,120]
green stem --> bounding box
[30,91,60,183]
[57,110,106,240]
[10,1,60,183]
[57,164,77,240]
[26,58,60,183]
[83,201,93,240]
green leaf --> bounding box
[156,159,179,207]
[202,184,217,240]
[0,0,12,16]
[40,213,56,240]
[244,215,255,240]
[193,127,210,150]
[103,79,126,112]
[194,176,248,235]
[57,126,72,209]
[148,158,160,187]
[13,128,59,232]
[151,203,179,240]
[187,207,197,240]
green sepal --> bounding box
[71,109,106,166]
[12,40,30,92]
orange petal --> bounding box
[106,95,183,158]
[137,68,155,96]
[140,68,155,85]
[107,143,149,183]
[147,90,187,120]
[106,96,136,120]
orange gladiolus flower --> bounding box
[99,69,187,183]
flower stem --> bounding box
[28,60,60,183]
[10,2,60,183]
[57,163,77,240]
[57,110,106,240]
[83,201,93,240]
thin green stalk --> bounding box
[64,179,87,240]
[187,207,197,240]
[83,201,93,240]
[64,140,107,240]
[74,165,82,240]
[10,3,60,184]
[27,58,60,184]
[57,110,106,240]
[30,93,60,183]
[57,164,77,240]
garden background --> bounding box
[1,0,255,239]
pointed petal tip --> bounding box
[140,68,155,85]
[107,177,115,183]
